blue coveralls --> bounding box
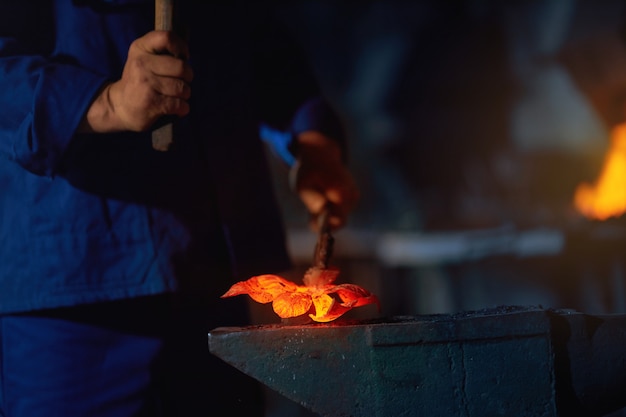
[0,1,344,415]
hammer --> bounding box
[152,0,175,151]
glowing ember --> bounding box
[221,268,380,323]
[574,123,626,220]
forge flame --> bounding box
[574,123,626,220]
[221,268,380,323]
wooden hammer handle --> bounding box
[155,0,173,31]
[151,0,174,151]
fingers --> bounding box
[316,180,360,230]
[153,75,192,100]
[307,201,348,231]
[136,30,190,60]
[110,31,193,132]
[304,195,353,231]
[129,32,193,87]
[147,54,194,83]
[291,160,360,231]
[289,131,360,231]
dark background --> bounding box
[255,2,626,416]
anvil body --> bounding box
[208,307,626,417]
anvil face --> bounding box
[209,307,562,417]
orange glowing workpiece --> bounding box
[221,269,380,323]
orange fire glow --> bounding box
[574,123,626,220]
[221,268,380,323]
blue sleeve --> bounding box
[260,97,347,166]
[253,10,347,166]
[0,29,109,177]
[289,97,347,162]
[259,123,296,166]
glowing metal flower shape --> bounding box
[221,269,379,323]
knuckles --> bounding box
[117,31,193,131]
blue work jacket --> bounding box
[0,1,343,313]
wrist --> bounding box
[76,82,123,134]
[294,131,343,163]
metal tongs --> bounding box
[303,206,338,287]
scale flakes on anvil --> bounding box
[221,208,379,322]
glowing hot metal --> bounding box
[221,271,379,323]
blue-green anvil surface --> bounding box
[208,307,626,417]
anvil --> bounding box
[208,306,626,417]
